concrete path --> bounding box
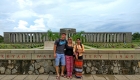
[0,75,140,80]
[84,45,96,50]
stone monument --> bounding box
[60,28,76,40]
[44,28,76,49]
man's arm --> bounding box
[54,44,57,54]
[54,40,58,58]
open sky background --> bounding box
[0,0,140,36]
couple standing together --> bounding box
[54,33,85,79]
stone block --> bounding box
[32,54,54,59]
[84,50,98,54]
[5,53,31,60]
[109,54,135,60]
[0,50,11,53]
[99,50,119,54]
[11,50,34,53]
[0,54,5,59]
[83,54,108,60]
[120,50,140,54]
[34,50,53,54]
[136,54,140,60]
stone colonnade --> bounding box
[4,32,53,43]
[4,32,132,43]
[83,32,132,43]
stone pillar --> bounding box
[43,33,45,42]
[85,34,87,42]
[23,33,25,43]
[114,34,116,42]
[16,33,18,43]
[100,34,103,42]
[39,33,42,42]
[107,34,109,42]
[120,33,123,42]
[26,33,29,42]
[10,33,12,42]
[123,34,126,43]
[36,33,39,42]
[94,33,96,42]
[13,33,15,43]
[103,34,106,42]
[125,33,132,43]
[89,34,91,42]
[97,33,99,42]
[91,34,93,42]
[117,33,120,42]
[110,34,112,42]
[20,33,22,43]
[30,33,32,42]
[33,33,36,42]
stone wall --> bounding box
[0,50,140,75]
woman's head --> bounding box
[76,38,81,44]
[68,37,72,43]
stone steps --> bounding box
[0,75,140,80]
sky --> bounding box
[0,0,140,36]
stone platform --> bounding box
[0,75,140,80]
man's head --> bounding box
[61,33,66,40]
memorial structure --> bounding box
[4,31,132,43]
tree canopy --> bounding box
[71,31,86,42]
[41,29,60,41]
[132,32,140,40]
[0,35,4,43]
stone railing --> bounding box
[0,50,140,75]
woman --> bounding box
[65,37,74,79]
[73,38,85,79]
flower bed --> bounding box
[0,43,44,49]
[84,43,140,48]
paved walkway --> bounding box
[84,45,96,50]
[0,75,140,80]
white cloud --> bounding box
[30,18,47,31]
[14,20,28,31]
[14,18,47,31]
[0,0,140,35]
[17,0,32,9]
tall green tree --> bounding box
[71,31,86,42]
[0,35,4,43]
[41,29,60,41]
[132,32,140,40]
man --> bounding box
[54,33,67,79]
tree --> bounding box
[71,31,86,42]
[41,29,60,41]
[132,32,140,40]
[0,35,4,43]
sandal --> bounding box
[61,74,66,78]
[70,76,73,79]
[56,76,60,80]
[67,76,70,79]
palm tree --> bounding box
[71,31,86,43]
[41,29,60,41]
